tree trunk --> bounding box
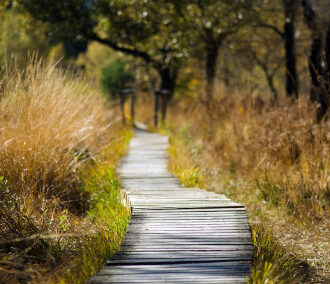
[302,0,329,121]
[310,30,328,121]
[205,40,219,101]
[153,67,177,127]
[161,95,168,123]
[326,18,330,88]
[283,0,299,98]
[319,18,330,121]
[153,91,159,127]
[266,74,278,101]
[130,92,136,124]
[250,49,279,101]
[159,67,176,97]
[160,67,176,122]
[309,29,325,101]
[119,93,126,125]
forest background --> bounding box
[0,0,329,283]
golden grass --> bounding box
[0,59,114,203]
[162,88,329,282]
[168,94,329,222]
[0,59,131,283]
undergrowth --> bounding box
[164,91,329,283]
[248,224,313,284]
[0,59,132,283]
[53,135,132,284]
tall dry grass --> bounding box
[0,59,115,203]
[168,93,329,222]
[0,58,124,283]
[164,88,329,281]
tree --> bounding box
[0,2,51,70]
[255,0,299,98]
[170,0,253,101]
[234,25,284,100]
[18,0,188,122]
[283,0,299,98]
[301,0,329,121]
[250,47,283,100]
[0,0,12,11]
[101,59,135,98]
[326,19,330,91]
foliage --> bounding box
[17,0,189,83]
[55,155,131,284]
[1,0,330,282]
[76,42,115,82]
[165,89,329,282]
[168,0,255,97]
[0,59,131,283]
[248,225,310,284]
[0,6,50,69]
[101,59,135,98]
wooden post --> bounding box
[119,92,126,125]
[154,90,170,127]
[159,89,170,123]
[130,92,136,124]
[154,91,159,128]
[120,88,135,125]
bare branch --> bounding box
[85,32,162,68]
[254,23,285,38]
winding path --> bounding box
[89,129,252,283]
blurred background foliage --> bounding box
[1,0,328,118]
[101,58,135,98]
[0,0,329,283]
[0,5,50,68]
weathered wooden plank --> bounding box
[125,224,251,229]
[119,246,253,252]
[108,256,252,265]
[128,225,250,229]
[111,252,253,260]
[130,217,248,221]
[133,207,248,212]
[131,211,248,215]
[100,267,250,275]
[124,221,250,228]
[90,277,247,284]
[120,240,252,246]
[98,264,251,275]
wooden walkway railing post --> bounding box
[119,88,136,125]
[154,89,171,127]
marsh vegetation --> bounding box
[0,0,329,283]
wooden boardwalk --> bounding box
[89,129,252,283]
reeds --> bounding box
[168,92,329,222]
[0,58,126,283]
[164,87,329,281]
[1,58,115,201]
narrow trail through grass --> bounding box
[89,129,252,283]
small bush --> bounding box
[101,59,135,98]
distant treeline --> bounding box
[1,0,329,120]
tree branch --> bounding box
[216,29,238,44]
[255,23,285,38]
[86,32,157,66]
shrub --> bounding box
[101,59,135,98]
[0,58,128,283]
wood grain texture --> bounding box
[88,129,252,283]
